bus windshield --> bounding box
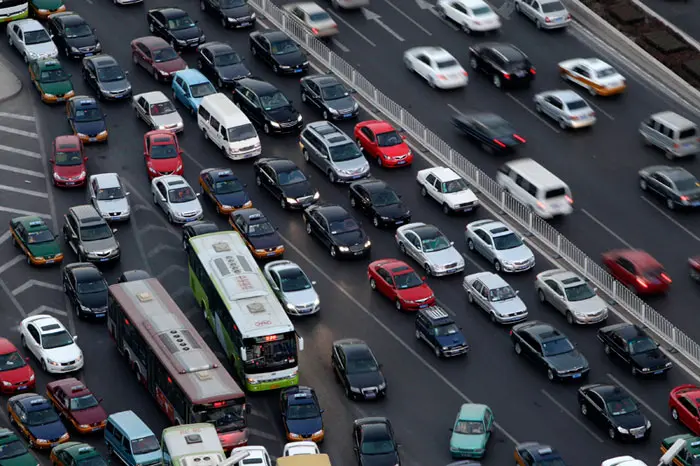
[192,402,246,432]
[243,334,297,374]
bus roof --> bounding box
[189,232,294,339]
[108,278,244,404]
[162,424,224,458]
[276,454,332,466]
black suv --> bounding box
[232,78,302,134]
[415,307,469,358]
[468,42,535,89]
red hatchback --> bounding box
[144,130,183,179]
[670,385,700,435]
[46,378,108,434]
[602,249,671,295]
[51,135,87,187]
[354,120,413,168]
[131,36,187,82]
[368,259,435,311]
[0,338,35,394]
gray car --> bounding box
[535,269,609,325]
[465,219,535,273]
[395,222,464,276]
[63,205,120,263]
[534,89,596,130]
[133,91,184,133]
[639,165,700,210]
[463,271,528,324]
[82,54,131,101]
[300,121,370,183]
[263,260,320,316]
[514,0,570,29]
[151,175,203,224]
[88,173,131,222]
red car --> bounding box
[689,256,700,282]
[131,36,187,82]
[144,130,183,179]
[354,120,413,168]
[51,135,87,187]
[46,378,107,434]
[368,259,435,311]
[0,338,35,394]
[602,249,671,295]
[670,384,700,435]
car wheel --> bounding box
[41,359,48,372]
[467,291,474,304]
[250,44,257,56]
[22,53,28,64]
[369,278,377,290]
[436,5,446,17]
[490,312,497,323]
[305,221,312,235]
[167,212,174,224]
[327,171,336,183]
[467,238,475,251]
[106,444,114,456]
[302,149,310,162]
[559,119,567,130]
[535,103,542,113]
[132,53,139,65]
[514,1,520,11]
[280,197,287,209]
[536,19,543,29]
[604,344,611,355]
[469,57,478,69]
[434,346,441,358]
[415,329,421,340]
[424,263,432,276]
[404,58,414,72]
[442,203,450,215]
[420,186,428,197]
[373,216,380,228]
[149,22,155,33]
[221,16,228,28]
[64,47,71,57]
[547,368,555,381]
[537,289,546,303]
[322,110,329,120]
[428,77,436,88]
[493,75,502,88]
[26,254,31,265]
[494,260,502,272]
[631,366,637,376]
[330,246,337,258]
[183,238,187,250]
[377,156,383,167]
[566,312,574,325]
[672,407,679,421]
[395,299,402,311]
[639,178,647,191]
[153,193,158,204]
[608,428,616,440]
[580,403,588,416]
[153,68,159,82]
[217,77,224,88]
[272,64,279,74]
[7,36,13,47]
[215,204,221,215]
[301,92,308,103]
[514,342,522,355]
[200,0,206,10]
[74,302,83,319]
[170,39,177,50]
[350,197,357,208]
[666,198,675,210]
[399,242,406,254]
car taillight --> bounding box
[530,67,536,75]
[462,70,469,76]
[565,195,573,204]
[545,16,551,22]
[503,73,511,79]
[681,195,690,201]
[312,28,319,35]
[635,277,648,288]
[660,273,672,284]
[513,134,526,143]
[537,201,546,210]
[509,330,513,335]
[493,139,506,148]
[566,14,571,19]
[674,143,680,149]
[570,115,580,120]
[437,74,447,80]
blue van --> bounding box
[104,411,161,466]
[171,70,217,115]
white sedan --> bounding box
[20,315,83,374]
[535,269,609,325]
[436,0,501,33]
[151,175,203,224]
[282,441,320,456]
[416,166,479,214]
[132,91,184,133]
[558,58,626,97]
[403,47,468,89]
[6,19,58,63]
[395,222,464,276]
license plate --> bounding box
[692,202,700,206]
[270,384,280,389]
[56,98,64,102]
[240,22,251,26]
[66,182,75,185]
[294,69,303,73]
[365,393,376,399]
[92,427,101,432]
[684,143,695,147]
[18,385,27,390]
[112,216,120,221]
[352,175,362,179]
[46,260,54,264]
[95,313,105,317]
[634,432,644,439]
[343,113,352,118]
[266,252,276,256]
[516,71,526,77]
[100,258,109,262]
[89,137,97,142]
[419,304,428,309]
[654,370,663,375]
[185,218,196,222]
[395,221,404,225]
[461,207,473,212]
[555,17,563,22]
[354,251,363,255]
[397,161,406,165]
[572,373,581,379]
[84,53,93,56]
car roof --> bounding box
[373,259,411,273]
[91,173,121,188]
[411,224,441,238]
[152,7,188,17]
[469,272,509,289]
[86,55,117,67]
[467,113,508,127]
[481,221,512,237]
[62,443,100,458]
[603,323,646,340]
[352,179,389,193]
[334,338,368,352]
[135,91,169,104]
[36,58,63,70]
[47,378,91,397]
[0,338,18,354]
[13,19,45,31]
[305,121,351,145]
[24,315,65,334]
[316,204,349,220]
[581,58,613,71]
[55,134,81,147]
[134,36,169,48]
[157,174,188,186]
[408,46,453,60]
[236,208,266,220]
[260,30,290,42]
[68,264,103,281]
[147,130,177,143]
[69,95,98,108]
[424,166,460,181]
[543,89,584,103]
[70,205,103,223]
[237,78,278,94]
[516,321,562,340]
[480,42,527,61]
[266,259,302,273]
[458,403,489,420]
[361,120,395,133]
[544,269,582,285]
[290,2,327,13]
[174,69,210,84]
[206,168,237,180]
[107,411,153,437]
[119,269,151,281]
[16,393,52,410]
[283,385,316,402]
[540,0,565,5]
[53,12,85,25]
[455,0,490,6]
[585,383,626,399]
[606,249,662,269]
[657,166,696,182]
[233,446,268,461]
[359,422,390,438]
[518,443,562,462]
[305,74,340,87]
[260,157,298,171]
[666,435,700,456]
[200,41,233,54]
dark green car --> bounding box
[0,428,36,466]
[661,434,700,466]
[50,443,107,466]
[9,216,63,266]
[30,0,66,19]
[29,58,75,105]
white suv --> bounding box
[416,166,479,214]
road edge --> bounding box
[0,52,23,104]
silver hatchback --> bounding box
[534,89,596,130]
[463,272,528,324]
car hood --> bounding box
[379,143,410,158]
[156,58,188,73]
[249,232,282,250]
[266,105,299,124]
[98,78,131,93]
[150,157,180,172]
[41,80,72,95]
[333,230,366,247]
[436,332,466,348]
[360,452,399,466]
[284,417,322,437]
[273,50,306,67]
[444,189,477,205]
[27,41,58,57]
[325,96,355,112]
[334,157,369,173]
[631,349,669,370]
[27,420,66,441]
[27,240,61,258]
[222,4,252,18]
[82,237,118,254]
[546,350,587,372]
[284,288,318,307]
[282,181,315,200]
[171,26,203,41]
[491,296,527,316]
[77,290,108,309]
[96,197,129,214]
[347,370,384,389]
[0,451,36,466]
[54,164,83,178]
[374,202,409,219]
[567,295,608,316]
[71,405,108,425]
[218,63,251,80]
[496,245,533,263]
[397,283,432,302]
[170,199,201,216]
[0,364,34,385]
[65,35,98,49]
[450,432,488,449]
[74,119,106,136]
[152,112,183,127]
[426,247,462,266]
[215,191,249,208]
[614,412,648,430]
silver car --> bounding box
[263,260,320,316]
[132,91,184,133]
[465,219,535,273]
[534,89,596,130]
[514,0,570,29]
[463,272,528,324]
[300,121,370,183]
[6,19,58,63]
[151,175,203,224]
[535,269,609,325]
[88,173,131,222]
[283,2,338,38]
[395,222,464,276]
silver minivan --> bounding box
[640,111,700,159]
[299,121,370,183]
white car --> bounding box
[416,166,479,214]
[231,446,272,466]
[534,89,596,130]
[263,260,320,316]
[282,441,320,456]
[6,19,58,63]
[395,222,464,276]
[558,58,627,97]
[403,47,468,89]
[514,0,570,29]
[151,175,203,224]
[465,219,535,273]
[132,91,184,133]
[20,315,83,374]
[463,272,528,324]
[601,458,648,466]
[283,2,338,37]
[88,173,131,222]
[535,269,609,325]
[436,0,501,33]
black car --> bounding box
[197,42,251,88]
[639,165,700,210]
[232,78,303,134]
[147,8,206,50]
[117,269,151,283]
[200,0,255,29]
[229,208,285,259]
[300,74,358,121]
[511,320,589,381]
[81,55,132,101]
[253,157,319,209]
[47,12,101,59]
[353,417,400,466]
[331,338,386,400]
[249,30,309,75]
[578,383,651,441]
[515,443,568,466]
[303,204,371,259]
[182,221,219,250]
[62,262,108,319]
[349,179,410,228]
[468,42,535,89]
[597,323,672,376]
[452,113,525,154]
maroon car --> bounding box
[131,36,187,82]
[602,249,671,295]
[46,378,107,434]
[689,256,700,282]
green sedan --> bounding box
[449,403,493,459]
[9,216,63,266]
[661,434,700,466]
[0,428,37,466]
[50,443,107,466]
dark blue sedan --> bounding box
[280,386,324,442]
[66,95,108,144]
[7,393,69,449]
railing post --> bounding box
[282,14,287,31]
[422,127,427,143]
[555,235,561,259]
[400,109,405,126]
[584,257,588,275]
[500,191,506,214]
[327,49,331,67]
[352,69,356,86]
[261,0,266,12]
[373,88,377,103]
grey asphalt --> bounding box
[636,0,700,43]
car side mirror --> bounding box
[275,226,279,231]
[73,335,78,341]
[126,191,131,195]
[103,114,107,118]
[312,280,317,285]
[196,192,201,197]
[125,71,129,76]
[402,135,407,140]
[195,19,199,23]
[112,228,118,233]
[515,290,520,295]
[144,152,148,157]
[49,34,54,39]
[98,397,104,403]
[421,276,426,281]
[49,157,55,163]
[67,116,74,121]
[83,156,88,162]
[378,363,383,368]
[593,287,598,292]
[448,428,453,432]
[450,241,454,246]
[24,357,30,363]
[243,183,247,187]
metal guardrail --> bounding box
[250,0,700,370]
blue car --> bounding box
[7,393,69,449]
[66,95,108,144]
[416,306,469,358]
[198,168,252,214]
[279,386,324,443]
[171,69,217,115]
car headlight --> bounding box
[645,420,651,429]
[329,108,339,114]
[313,298,320,306]
[159,68,169,75]
[433,264,446,271]
[251,12,256,18]
[255,249,266,254]
[2,381,11,387]
[48,359,59,366]
[29,374,34,381]
[286,303,296,311]
[297,114,303,122]
[177,39,187,45]
[302,61,309,65]
[313,191,320,200]
[666,362,673,367]
[220,205,232,209]
[28,51,38,58]
[175,164,183,171]
[157,125,167,130]
[76,353,83,361]
[279,65,291,69]
[70,46,79,52]
[380,216,390,220]
[288,433,301,440]
[199,34,206,41]
[353,102,359,111]
[338,246,350,252]
[77,133,87,139]
[95,42,101,51]
[246,378,259,385]
[313,430,323,436]
[35,439,50,444]
[78,171,86,179]
[441,346,449,351]
[350,387,361,393]
[364,240,371,248]
[53,172,62,180]
[44,93,56,98]
[148,167,157,174]
[501,260,513,266]
[80,305,91,312]
[37,8,49,13]
[270,121,281,128]
[242,200,252,208]
[98,130,107,137]
[378,382,386,390]
[79,424,90,429]
[60,433,69,440]
[65,90,75,97]
[642,367,650,372]
[617,426,629,434]
[285,197,298,204]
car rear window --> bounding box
[435,59,459,69]
[679,127,697,139]
[544,188,567,199]
[541,1,564,12]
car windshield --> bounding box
[131,436,160,455]
[97,65,125,82]
[493,232,523,250]
[190,82,216,98]
[150,143,178,159]
[565,100,588,111]
[24,30,51,45]
[0,439,28,459]
[270,39,299,55]
[596,67,616,78]
[376,130,402,147]
[329,217,360,234]
[347,355,378,374]
[42,330,73,349]
[321,83,347,100]
[564,283,596,302]
[95,186,124,200]
[76,456,108,466]
[442,178,468,193]
[214,52,242,66]
[168,187,196,203]
[221,0,246,6]
[26,407,60,426]
[675,176,700,192]
[0,351,27,372]
[454,420,484,435]
[420,231,451,252]
[541,1,564,12]
[228,124,257,141]
[472,6,492,15]
[74,107,102,122]
[361,436,394,455]
[77,279,107,294]
[80,224,113,241]
[434,323,460,337]
[150,102,176,115]
[309,12,331,21]
[436,59,459,69]
[39,69,69,83]
[489,286,516,301]
[55,150,82,166]
[27,230,55,244]
[629,337,657,355]
[260,91,290,111]
[329,142,362,162]
[153,47,179,63]
[538,458,567,466]
[192,403,245,431]
[606,397,638,416]
[287,401,319,420]
[279,268,312,292]
[394,272,422,290]
[278,168,306,186]
[215,179,243,194]
[247,221,275,237]
[69,394,99,411]
[168,16,196,30]
[541,337,574,357]
[65,24,92,38]
[370,189,400,207]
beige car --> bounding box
[535,269,609,325]
[283,2,338,37]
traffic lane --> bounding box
[636,0,699,42]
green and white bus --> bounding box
[186,231,303,392]
[161,424,224,466]
[0,0,29,23]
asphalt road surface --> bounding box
[635,0,700,43]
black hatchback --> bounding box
[300,74,358,121]
[62,262,108,320]
[468,42,535,89]
[197,42,251,88]
[232,78,302,134]
[348,179,411,228]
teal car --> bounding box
[0,428,36,466]
[449,404,493,459]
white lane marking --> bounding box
[0,145,42,159]
[587,99,615,120]
[0,230,11,245]
[363,10,405,42]
[461,252,486,272]
[447,103,462,114]
[328,10,377,47]
[540,389,605,443]
[0,125,38,139]
[278,231,520,445]
[0,164,44,178]
[381,0,433,36]
[606,373,671,427]
[506,93,561,133]
[435,299,456,315]
[640,196,700,242]
[28,305,67,317]
[0,256,24,276]
[0,184,48,198]
[0,206,50,218]
[0,113,35,122]
[12,280,63,296]
[85,0,93,4]
[257,18,270,29]
[157,264,187,281]
[580,209,634,248]
[331,38,350,53]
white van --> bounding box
[197,93,261,160]
[496,158,573,218]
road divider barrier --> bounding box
[250,0,700,371]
